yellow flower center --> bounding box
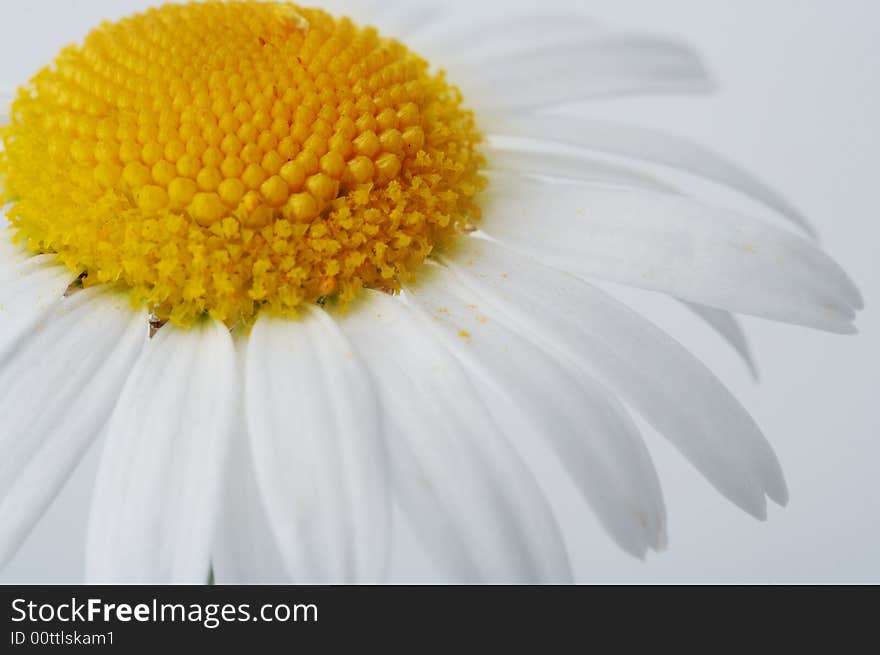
[0,1,484,325]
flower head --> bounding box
[1,2,483,325]
[0,1,862,583]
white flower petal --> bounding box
[211,433,290,583]
[413,13,601,66]
[480,174,860,332]
[464,36,711,109]
[483,137,776,398]
[442,238,789,518]
[681,302,758,380]
[212,336,290,584]
[342,290,572,583]
[324,0,440,40]
[489,113,817,237]
[403,265,666,557]
[0,287,146,565]
[0,253,78,365]
[485,143,676,193]
[0,233,32,270]
[372,3,442,40]
[85,319,236,583]
[245,307,390,583]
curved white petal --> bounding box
[0,233,33,271]
[212,337,289,583]
[86,318,236,583]
[403,265,666,557]
[341,290,571,583]
[485,144,676,193]
[0,253,78,365]
[212,433,290,583]
[488,113,817,237]
[681,302,758,380]
[212,335,290,583]
[442,238,789,518]
[413,13,601,65]
[373,3,442,40]
[480,174,860,332]
[245,307,389,583]
[0,287,146,565]
[462,36,711,109]
[324,0,440,41]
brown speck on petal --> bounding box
[149,317,166,338]
[63,272,86,297]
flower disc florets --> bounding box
[0,1,485,325]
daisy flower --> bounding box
[0,1,862,584]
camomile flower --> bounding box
[0,1,862,584]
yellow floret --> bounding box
[0,1,485,326]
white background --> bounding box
[1,0,877,583]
